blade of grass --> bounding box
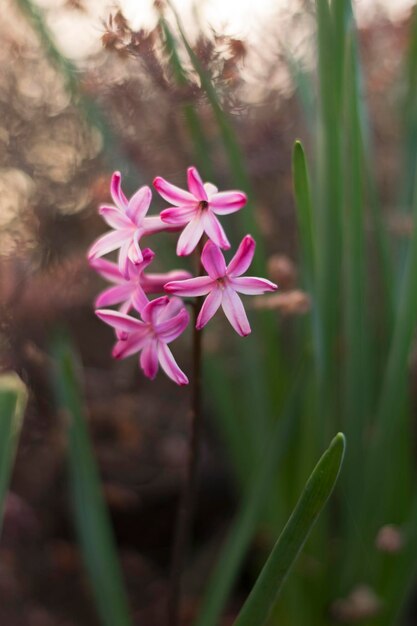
[194,363,305,626]
[400,5,417,209]
[342,33,370,506]
[379,491,417,625]
[159,16,214,181]
[292,140,315,290]
[314,0,344,427]
[165,1,264,266]
[232,433,346,626]
[0,373,27,534]
[165,2,287,448]
[51,336,133,626]
[344,168,417,588]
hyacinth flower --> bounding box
[88,171,176,276]
[153,166,247,256]
[96,296,189,385]
[165,235,277,336]
[90,249,192,315]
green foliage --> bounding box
[233,434,345,626]
[16,0,417,623]
[0,373,27,534]
[51,337,133,626]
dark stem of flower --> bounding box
[167,239,205,626]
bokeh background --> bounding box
[2,1,417,625]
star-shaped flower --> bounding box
[96,296,189,385]
[90,249,192,315]
[165,235,277,336]
[88,171,175,277]
[153,166,247,256]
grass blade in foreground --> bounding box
[195,367,303,626]
[292,140,315,290]
[233,433,346,626]
[52,337,133,626]
[0,373,27,533]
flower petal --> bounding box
[210,191,247,215]
[126,185,152,225]
[142,270,192,294]
[88,229,129,260]
[203,213,230,250]
[164,276,214,297]
[96,309,146,333]
[157,342,189,385]
[112,333,149,359]
[187,166,207,200]
[160,205,197,225]
[221,287,251,336]
[196,288,222,329]
[89,257,122,284]
[118,240,132,278]
[127,230,143,266]
[141,296,170,324]
[201,240,227,279]
[143,215,179,234]
[155,296,186,323]
[156,308,189,343]
[176,214,205,256]
[131,286,149,313]
[204,182,218,197]
[99,205,131,229]
[126,247,155,278]
[229,276,277,295]
[119,299,132,315]
[95,284,132,308]
[153,176,195,205]
[226,235,256,277]
[110,171,128,209]
[140,340,159,379]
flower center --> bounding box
[198,200,209,211]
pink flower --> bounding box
[165,235,277,336]
[153,166,247,256]
[90,248,192,315]
[88,171,175,277]
[96,297,189,385]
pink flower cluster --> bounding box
[89,166,277,385]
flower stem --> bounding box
[168,241,204,626]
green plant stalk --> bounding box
[159,16,214,181]
[343,167,417,590]
[52,337,133,626]
[314,0,344,437]
[233,433,346,626]
[168,1,288,448]
[0,374,27,534]
[165,0,264,266]
[400,5,417,210]
[161,7,288,470]
[194,364,304,626]
[342,34,370,513]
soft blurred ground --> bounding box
[0,1,414,624]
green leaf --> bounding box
[0,373,27,534]
[292,140,315,290]
[158,15,214,180]
[51,337,133,626]
[195,366,304,626]
[232,433,346,626]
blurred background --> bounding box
[2,0,417,625]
